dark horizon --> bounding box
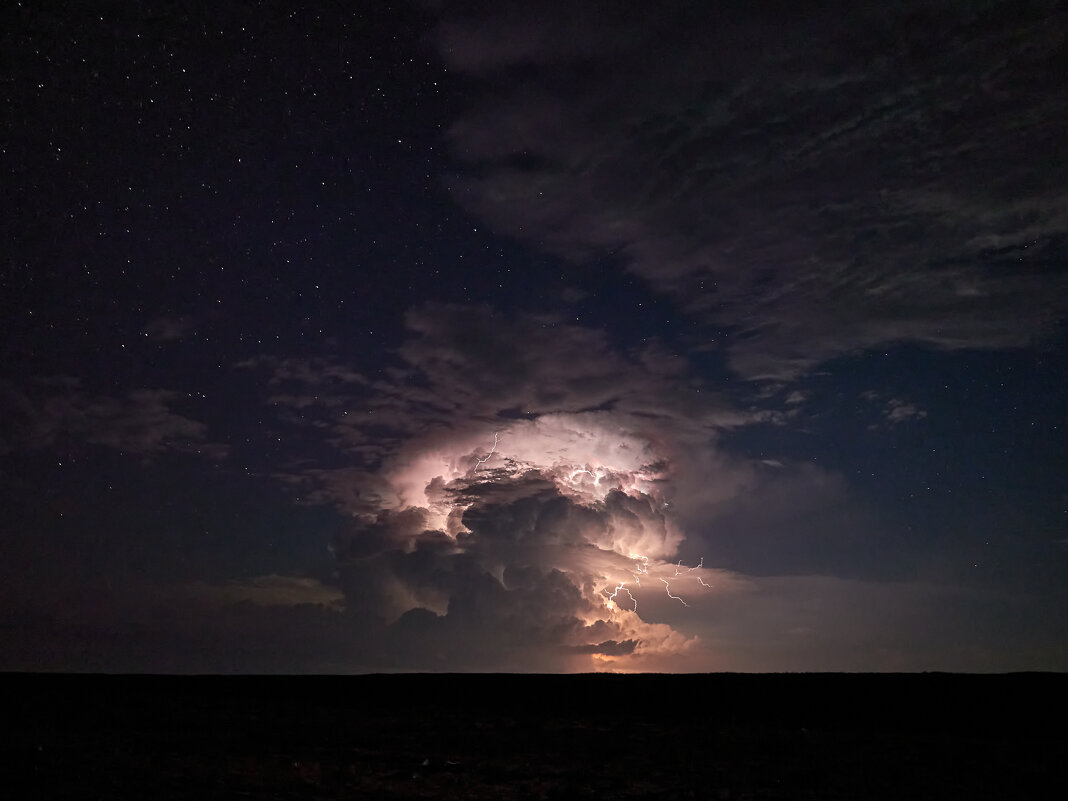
[11,671,1067,799]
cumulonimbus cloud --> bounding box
[332,413,719,670]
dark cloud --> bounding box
[883,398,928,425]
[374,302,739,433]
[567,639,639,656]
[329,470,698,671]
[252,302,753,515]
[684,461,900,579]
[0,378,227,458]
[235,355,368,389]
[185,574,345,608]
[438,0,1068,379]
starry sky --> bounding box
[3,1,1066,673]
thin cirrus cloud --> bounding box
[436,0,1068,380]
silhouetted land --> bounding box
[5,673,1066,799]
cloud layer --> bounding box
[438,0,1068,379]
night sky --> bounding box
[3,1,1066,673]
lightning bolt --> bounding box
[601,552,654,612]
[661,558,707,605]
[674,557,703,576]
[605,581,638,612]
[632,555,649,586]
[660,577,690,607]
[474,431,500,471]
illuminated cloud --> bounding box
[332,419,715,671]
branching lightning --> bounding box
[603,555,708,614]
[606,581,638,612]
[673,557,703,576]
[663,557,708,604]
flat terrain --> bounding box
[5,673,1066,799]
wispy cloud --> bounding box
[0,378,227,458]
[861,390,928,428]
[436,1,1068,380]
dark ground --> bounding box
[4,673,1066,799]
